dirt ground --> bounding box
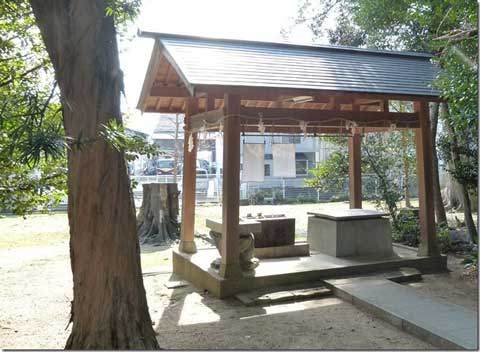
[0,207,477,349]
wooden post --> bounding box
[220,93,243,278]
[348,132,362,209]
[179,98,198,254]
[414,101,439,256]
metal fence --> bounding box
[130,173,417,206]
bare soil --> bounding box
[0,208,477,349]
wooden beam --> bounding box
[189,108,225,130]
[211,125,415,134]
[206,94,215,111]
[414,101,439,257]
[179,98,199,254]
[136,41,163,111]
[238,107,419,128]
[348,132,362,208]
[240,106,417,120]
[195,84,442,103]
[239,126,352,134]
[220,93,243,278]
[149,85,191,98]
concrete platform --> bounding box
[325,276,478,350]
[172,244,447,298]
[254,242,310,259]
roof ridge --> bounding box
[138,30,434,59]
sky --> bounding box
[119,0,326,134]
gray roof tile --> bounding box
[155,33,439,97]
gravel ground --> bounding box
[0,207,477,349]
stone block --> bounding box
[254,217,295,248]
[307,215,393,257]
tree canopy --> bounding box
[0,0,157,215]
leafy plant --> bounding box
[305,150,348,192]
[436,224,453,253]
[100,120,160,161]
[463,251,478,268]
[392,208,420,246]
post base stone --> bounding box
[417,241,440,257]
[219,262,243,278]
[179,240,197,254]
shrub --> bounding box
[392,208,420,246]
[330,192,349,202]
[463,251,478,268]
[296,194,317,204]
[436,224,453,253]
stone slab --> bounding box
[205,218,262,235]
[235,285,332,306]
[307,208,388,221]
[325,277,478,350]
[164,280,189,289]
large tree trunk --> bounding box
[172,114,180,183]
[443,164,463,210]
[431,102,448,224]
[443,103,478,243]
[29,1,159,349]
[400,131,412,208]
[137,183,180,244]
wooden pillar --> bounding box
[348,132,362,209]
[414,101,439,257]
[179,98,198,254]
[220,93,242,278]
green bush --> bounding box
[463,251,478,268]
[362,177,378,200]
[436,225,453,253]
[330,192,349,202]
[272,188,284,204]
[296,194,317,204]
[392,208,420,246]
[393,209,456,253]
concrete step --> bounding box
[325,276,478,350]
[235,282,333,306]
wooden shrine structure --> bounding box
[137,32,441,280]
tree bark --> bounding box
[431,103,448,224]
[400,131,412,208]
[172,114,180,184]
[137,183,179,244]
[443,163,463,210]
[443,104,478,243]
[29,1,159,349]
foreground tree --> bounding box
[29,0,159,348]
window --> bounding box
[197,169,208,178]
[296,160,308,175]
[281,136,302,144]
[264,164,271,176]
[157,160,174,168]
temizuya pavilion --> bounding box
[137,32,446,298]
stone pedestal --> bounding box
[254,217,295,248]
[206,218,261,271]
[307,209,393,258]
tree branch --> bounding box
[0,63,44,88]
